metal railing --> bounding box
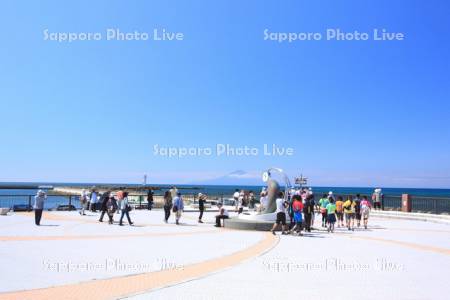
[317,194,450,214]
[0,193,221,211]
[1,193,449,214]
[0,194,80,211]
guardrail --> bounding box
[318,194,450,214]
[0,193,223,211]
[0,194,80,211]
[1,194,449,214]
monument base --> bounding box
[224,212,292,231]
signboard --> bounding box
[295,176,307,185]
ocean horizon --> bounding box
[1,182,449,198]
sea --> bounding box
[0,182,449,210]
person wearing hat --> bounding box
[328,191,335,202]
[33,190,46,225]
[198,193,206,223]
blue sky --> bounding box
[0,0,449,188]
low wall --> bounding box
[371,210,450,225]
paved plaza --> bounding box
[0,210,449,300]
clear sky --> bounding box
[0,0,449,188]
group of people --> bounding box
[318,193,372,232]
[270,189,373,236]
[32,186,378,232]
[162,187,185,225]
[233,189,256,213]
[79,189,134,226]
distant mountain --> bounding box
[192,170,262,186]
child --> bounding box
[360,195,372,229]
[335,196,344,227]
[326,198,337,233]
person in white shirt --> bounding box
[170,186,178,200]
[233,189,240,212]
[215,203,229,227]
[259,191,268,212]
[238,191,245,214]
[270,192,288,235]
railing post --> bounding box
[69,196,72,210]
[28,195,32,211]
[139,196,142,209]
[433,199,437,214]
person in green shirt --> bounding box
[326,198,337,233]
[318,194,329,228]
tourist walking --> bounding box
[146,190,154,210]
[172,192,184,225]
[90,189,98,212]
[79,189,88,215]
[215,202,229,227]
[335,196,344,227]
[361,196,372,229]
[98,191,111,222]
[116,189,124,215]
[343,196,356,231]
[354,194,362,227]
[326,198,337,233]
[303,194,314,232]
[198,193,206,223]
[119,192,133,226]
[105,193,118,225]
[319,194,329,228]
[163,191,172,223]
[287,193,296,229]
[308,190,316,226]
[290,195,304,236]
[33,190,46,225]
[270,192,288,235]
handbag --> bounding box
[172,205,178,213]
